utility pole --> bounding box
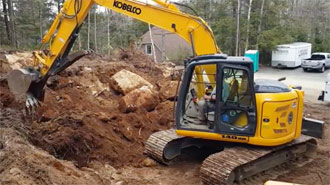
[148,24,157,62]
[155,31,173,62]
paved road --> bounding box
[255,66,329,102]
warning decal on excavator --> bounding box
[113,0,142,15]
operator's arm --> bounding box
[203,82,230,101]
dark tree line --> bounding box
[181,0,330,62]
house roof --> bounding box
[141,26,192,55]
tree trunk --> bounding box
[231,0,237,56]
[57,0,61,13]
[107,9,111,56]
[235,0,241,56]
[245,0,253,52]
[208,0,212,22]
[87,14,90,50]
[94,10,97,52]
[2,0,12,44]
[7,0,16,47]
[256,0,265,50]
[39,2,43,42]
[78,33,82,50]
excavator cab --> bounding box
[146,55,317,184]
[176,55,257,137]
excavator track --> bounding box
[145,129,183,164]
[145,130,317,185]
[200,135,317,185]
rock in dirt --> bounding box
[119,86,159,113]
[0,52,33,73]
[110,69,153,95]
[159,81,179,101]
[143,158,157,167]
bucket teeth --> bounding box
[25,94,41,114]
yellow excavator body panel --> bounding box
[176,88,304,146]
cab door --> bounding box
[215,65,257,136]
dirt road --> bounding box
[255,66,329,102]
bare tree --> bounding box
[94,9,97,52]
[39,1,43,41]
[107,9,111,56]
[87,14,90,50]
[56,0,62,13]
[2,0,12,44]
[245,0,253,52]
[256,0,265,50]
[235,0,241,56]
[7,0,16,47]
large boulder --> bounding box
[110,69,153,95]
[159,81,179,101]
[0,52,33,73]
[119,86,159,113]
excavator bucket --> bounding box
[7,50,91,112]
[7,68,39,98]
[7,68,45,112]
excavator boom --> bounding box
[7,0,220,110]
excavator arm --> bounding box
[7,0,220,111]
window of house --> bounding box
[145,44,152,55]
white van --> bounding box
[271,42,312,68]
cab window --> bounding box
[220,68,252,129]
[180,64,217,131]
[222,68,252,107]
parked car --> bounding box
[302,52,330,73]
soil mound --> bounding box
[0,49,178,168]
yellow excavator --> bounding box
[7,0,318,184]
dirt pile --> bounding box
[0,49,178,170]
[0,109,126,185]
